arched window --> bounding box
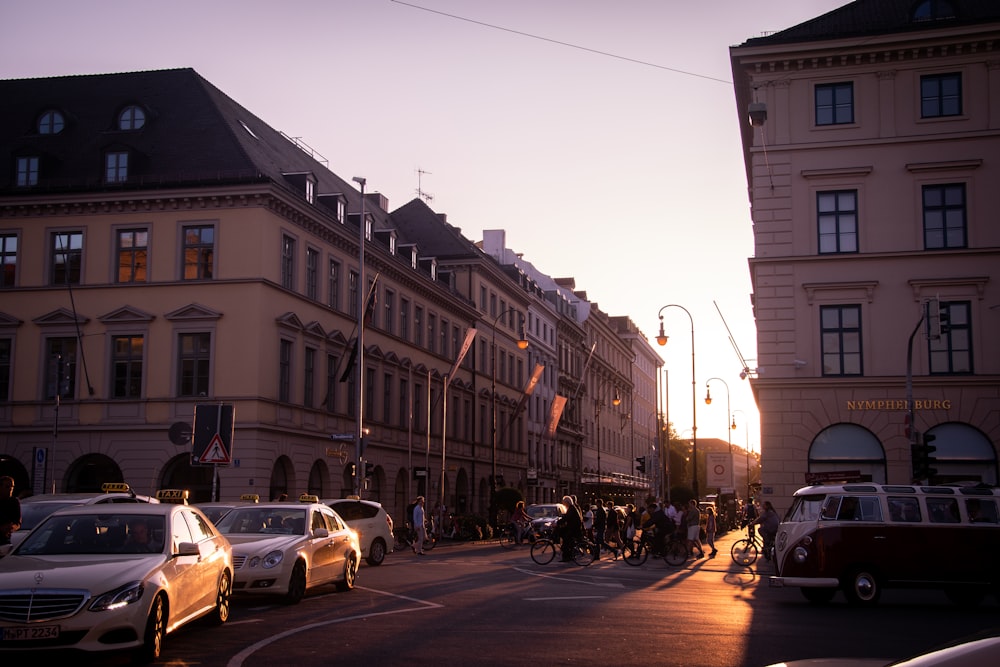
[925,422,998,486]
[38,110,65,135]
[118,105,145,130]
[808,423,886,483]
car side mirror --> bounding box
[175,542,201,558]
[311,528,329,539]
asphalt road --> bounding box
[78,530,1000,666]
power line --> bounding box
[391,0,732,85]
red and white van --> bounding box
[769,483,1000,606]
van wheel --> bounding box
[801,587,836,604]
[842,567,880,606]
[945,587,985,607]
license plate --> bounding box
[2,625,60,640]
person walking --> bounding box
[753,500,780,561]
[557,495,583,562]
[686,499,705,559]
[604,499,622,559]
[705,505,718,557]
[511,500,532,543]
[592,499,607,560]
[412,496,427,555]
[0,476,21,546]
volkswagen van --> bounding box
[769,483,1000,606]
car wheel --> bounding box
[134,594,166,664]
[283,561,307,605]
[367,537,387,566]
[842,567,881,606]
[336,553,358,592]
[207,572,232,625]
[801,587,836,604]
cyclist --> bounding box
[753,500,780,560]
[510,500,532,543]
[556,495,583,562]
[641,502,673,556]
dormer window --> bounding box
[106,151,129,183]
[118,105,146,130]
[16,156,39,187]
[38,110,65,135]
[305,177,315,204]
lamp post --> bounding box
[594,378,621,500]
[705,377,732,493]
[490,307,528,528]
[352,176,366,497]
[732,409,751,500]
[656,304,698,499]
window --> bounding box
[16,156,39,187]
[281,235,295,290]
[365,279,378,328]
[118,106,146,130]
[111,335,144,398]
[182,225,214,280]
[414,306,424,346]
[821,305,862,376]
[921,73,961,118]
[51,231,82,285]
[0,338,9,402]
[45,338,77,400]
[305,248,318,300]
[325,354,338,413]
[0,233,17,288]
[427,314,436,352]
[817,190,858,253]
[365,367,376,420]
[328,259,340,310]
[105,151,128,183]
[440,318,448,357]
[177,333,211,397]
[923,184,966,249]
[38,110,65,135]
[398,378,409,428]
[384,290,395,335]
[927,497,960,524]
[279,339,292,403]
[815,82,854,125]
[304,347,316,407]
[929,301,972,374]
[383,372,392,423]
[116,229,148,283]
[348,271,358,317]
[400,297,410,341]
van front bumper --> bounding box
[770,576,839,588]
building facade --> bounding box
[731,0,1000,510]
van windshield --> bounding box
[785,494,824,522]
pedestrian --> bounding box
[744,499,758,541]
[592,499,608,559]
[641,501,673,556]
[624,503,638,541]
[511,500,532,543]
[557,495,583,562]
[582,503,594,540]
[686,499,705,558]
[604,499,622,559]
[753,500,780,560]
[0,476,21,546]
[705,505,718,557]
[412,496,427,555]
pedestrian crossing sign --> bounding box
[191,403,235,466]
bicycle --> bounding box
[731,526,772,566]
[623,529,688,567]
[500,521,538,549]
[393,524,437,552]
[530,535,595,566]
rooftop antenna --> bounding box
[714,300,757,380]
[416,168,434,202]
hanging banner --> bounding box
[446,328,477,385]
[546,395,567,438]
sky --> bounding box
[0,0,851,449]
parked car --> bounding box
[196,495,262,525]
[213,496,360,603]
[322,497,394,566]
[525,503,566,537]
[6,483,159,552]
[0,503,232,663]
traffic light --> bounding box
[364,462,374,479]
[911,432,938,480]
[347,462,357,478]
[635,456,646,473]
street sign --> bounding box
[191,403,235,466]
[330,433,354,441]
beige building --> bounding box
[731,0,1000,509]
[0,69,658,523]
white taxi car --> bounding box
[0,503,233,663]
[322,497,394,565]
[213,496,360,604]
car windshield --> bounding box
[18,502,76,531]
[216,507,307,535]
[16,513,166,556]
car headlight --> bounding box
[262,550,284,569]
[793,546,809,564]
[90,581,144,611]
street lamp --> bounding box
[732,409,751,500]
[490,307,528,528]
[656,304,698,499]
[595,379,621,499]
[352,176,366,497]
[705,377,732,492]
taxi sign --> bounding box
[239,494,260,503]
[156,488,190,504]
[102,482,132,494]
[298,494,319,503]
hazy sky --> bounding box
[0,0,849,447]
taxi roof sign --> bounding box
[298,494,319,503]
[102,482,132,494]
[156,488,190,504]
[239,494,260,502]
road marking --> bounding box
[513,566,625,588]
[226,587,440,667]
[524,595,607,601]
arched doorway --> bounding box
[0,454,30,497]
[308,459,329,498]
[161,454,216,503]
[270,455,295,501]
[809,424,886,483]
[65,453,123,492]
[454,467,469,514]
